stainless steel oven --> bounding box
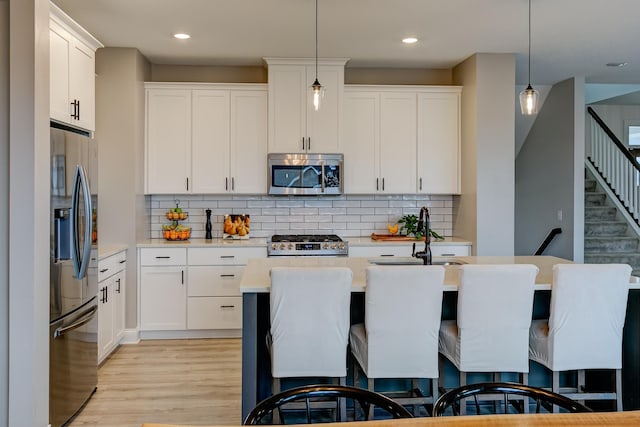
[268,153,343,196]
[268,234,348,257]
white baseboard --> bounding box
[120,328,140,345]
[139,329,242,340]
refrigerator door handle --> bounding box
[71,165,93,280]
[53,303,98,339]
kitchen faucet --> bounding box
[412,206,432,265]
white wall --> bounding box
[453,53,516,255]
[515,78,585,261]
[8,0,50,426]
[0,0,9,424]
[589,104,640,145]
[95,47,150,329]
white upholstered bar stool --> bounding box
[349,265,445,417]
[438,264,538,413]
[269,267,353,396]
[529,263,632,411]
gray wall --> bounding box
[0,0,8,425]
[453,53,516,255]
[7,0,50,426]
[515,78,585,260]
[149,63,453,86]
[96,47,150,330]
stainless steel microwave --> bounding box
[267,153,343,196]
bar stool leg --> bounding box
[615,369,623,411]
[367,378,375,420]
[552,371,560,413]
[459,371,467,415]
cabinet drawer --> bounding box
[188,266,244,297]
[140,248,187,266]
[349,245,412,258]
[188,247,265,265]
[187,296,242,330]
[98,250,127,282]
[431,245,470,257]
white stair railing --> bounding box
[586,107,640,222]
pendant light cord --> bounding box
[315,0,319,79]
[527,0,532,86]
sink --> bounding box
[368,257,466,266]
[431,259,466,266]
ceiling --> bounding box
[53,0,640,88]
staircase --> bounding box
[584,170,640,275]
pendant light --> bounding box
[311,0,323,111]
[520,0,539,115]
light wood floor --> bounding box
[69,338,242,427]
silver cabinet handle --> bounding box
[220,255,235,259]
[220,305,235,309]
[220,274,236,278]
[419,177,423,191]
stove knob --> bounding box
[339,243,345,249]
[279,243,286,250]
[323,243,329,249]
[271,243,277,250]
[330,244,337,249]
[288,243,293,250]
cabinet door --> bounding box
[343,91,379,193]
[306,65,343,153]
[268,65,307,153]
[230,90,267,193]
[98,279,114,361]
[145,89,191,194]
[140,266,186,330]
[69,39,96,131]
[49,22,71,125]
[417,91,461,194]
[113,270,125,343]
[191,90,230,193]
[379,92,417,193]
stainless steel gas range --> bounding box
[267,234,348,257]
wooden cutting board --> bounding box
[370,233,424,241]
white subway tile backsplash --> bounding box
[149,194,454,240]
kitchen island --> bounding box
[240,256,640,420]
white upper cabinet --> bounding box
[145,88,192,194]
[344,85,461,195]
[343,88,416,194]
[145,84,267,195]
[417,89,461,194]
[265,58,348,154]
[49,3,103,132]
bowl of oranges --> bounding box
[163,224,191,241]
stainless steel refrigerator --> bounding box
[49,124,98,427]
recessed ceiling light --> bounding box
[173,33,191,40]
[402,37,418,44]
[606,62,628,67]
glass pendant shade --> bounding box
[519,84,539,115]
[312,78,324,111]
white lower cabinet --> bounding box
[138,246,265,337]
[139,265,186,331]
[97,249,126,363]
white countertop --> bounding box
[239,256,581,293]
[137,238,269,248]
[240,255,640,293]
[137,236,471,248]
[345,236,472,246]
[98,243,128,260]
